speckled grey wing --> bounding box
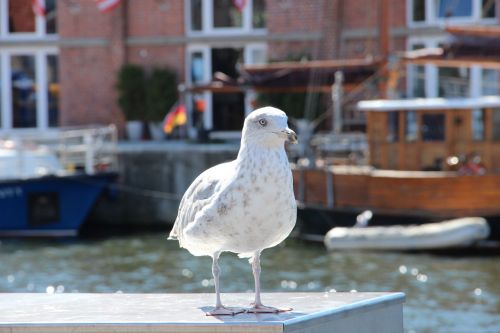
[168,161,234,247]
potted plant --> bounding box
[146,67,178,140]
[116,64,147,140]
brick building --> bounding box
[0,0,498,137]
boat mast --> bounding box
[331,71,343,134]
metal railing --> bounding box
[0,125,118,179]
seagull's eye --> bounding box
[258,119,267,127]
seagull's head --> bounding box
[242,106,298,147]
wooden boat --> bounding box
[292,96,500,240]
[293,166,500,219]
[324,217,490,251]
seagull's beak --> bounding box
[283,128,298,144]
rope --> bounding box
[68,174,183,201]
[112,183,183,200]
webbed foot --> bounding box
[246,304,292,313]
[206,306,245,316]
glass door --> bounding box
[211,47,245,131]
[0,49,58,131]
[187,47,212,136]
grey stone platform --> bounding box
[0,292,405,333]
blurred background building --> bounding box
[1,0,498,137]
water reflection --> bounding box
[0,234,498,332]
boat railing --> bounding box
[55,125,118,174]
[310,132,368,155]
[0,125,118,179]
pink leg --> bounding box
[206,252,245,316]
[246,252,292,313]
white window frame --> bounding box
[185,43,267,137]
[186,45,213,134]
[406,42,427,98]
[407,37,443,98]
[0,47,58,132]
[0,0,57,39]
[406,0,431,27]
[407,0,497,27]
[407,36,486,99]
[186,0,266,36]
[481,68,500,96]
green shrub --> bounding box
[146,68,178,122]
[116,64,146,121]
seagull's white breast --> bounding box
[180,146,297,257]
[225,147,297,255]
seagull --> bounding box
[169,106,298,316]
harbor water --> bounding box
[0,233,498,333]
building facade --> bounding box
[406,0,500,100]
[0,0,498,136]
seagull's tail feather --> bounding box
[167,226,178,240]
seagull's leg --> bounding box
[206,252,244,316]
[213,252,224,308]
[247,252,291,313]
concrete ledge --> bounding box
[116,140,239,153]
[0,292,404,333]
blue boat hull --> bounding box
[0,173,117,237]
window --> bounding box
[252,0,266,28]
[247,47,266,65]
[472,109,485,141]
[437,0,472,18]
[413,0,426,21]
[405,111,418,141]
[188,0,266,33]
[409,0,496,24]
[7,0,36,33]
[438,67,470,98]
[190,0,202,31]
[0,0,58,131]
[408,38,496,99]
[45,0,57,34]
[410,44,426,98]
[211,48,245,131]
[186,44,266,134]
[214,0,243,28]
[482,0,496,18]
[421,114,445,141]
[1,51,58,131]
[47,55,59,127]
[387,112,400,142]
[187,49,209,131]
[413,66,426,97]
[492,109,500,141]
[482,69,500,96]
[11,55,37,128]
[1,0,57,36]
[190,52,205,84]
